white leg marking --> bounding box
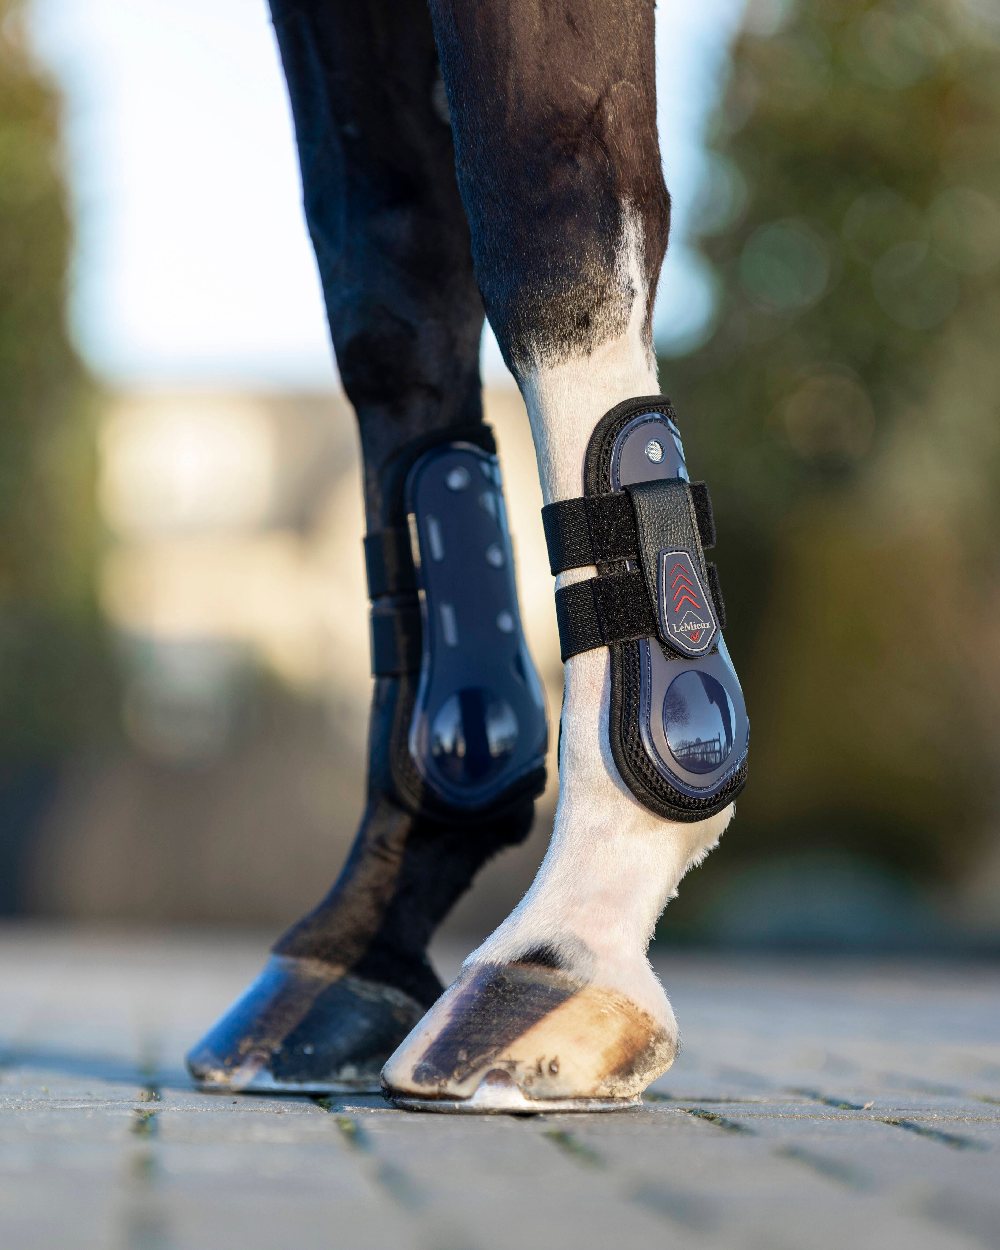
[471,209,733,1028]
[381,210,733,1104]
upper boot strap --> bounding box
[542,480,716,574]
[364,524,420,676]
[364,526,417,599]
[545,478,726,663]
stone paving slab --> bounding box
[0,926,997,1250]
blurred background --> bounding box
[2,0,999,952]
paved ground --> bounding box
[0,927,997,1250]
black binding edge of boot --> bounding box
[364,424,548,823]
[546,396,747,823]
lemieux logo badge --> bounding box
[656,551,718,657]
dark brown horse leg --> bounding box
[186,0,547,1093]
[383,0,740,1112]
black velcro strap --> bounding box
[689,482,716,550]
[706,563,727,629]
[370,600,421,675]
[541,493,637,575]
[364,527,416,599]
[554,570,656,662]
[542,482,716,575]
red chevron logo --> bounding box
[670,566,701,607]
[672,583,701,611]
[659,551,717,657]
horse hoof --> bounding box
[186,955,427,1093]
[380,960,675,1113]
[387,1071,641,1114]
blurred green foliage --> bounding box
[0,0,106,759]
[664,0,1000,918]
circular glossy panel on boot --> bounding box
[662,671,735,775]
[429,688,518,787]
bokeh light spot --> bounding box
[739,219,831,313]
[841,189,925,264]
[872,241,959,330]
[780,368,876,467]
[930,187,1000,275]
[689,153,750,238]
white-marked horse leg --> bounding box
[383,0,747,1111]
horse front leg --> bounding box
[186,0,547,1093]
[383,0,746,1111]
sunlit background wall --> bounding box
[2,0,999,949]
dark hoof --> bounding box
[186,955,427,1093]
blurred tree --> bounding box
[662,0,1000,938]
[0,0,107,907]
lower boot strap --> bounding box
[555,570,655,662]
[370,598,421,675]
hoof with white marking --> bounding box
[381,960,675,1113]
[186,955,426,1094]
